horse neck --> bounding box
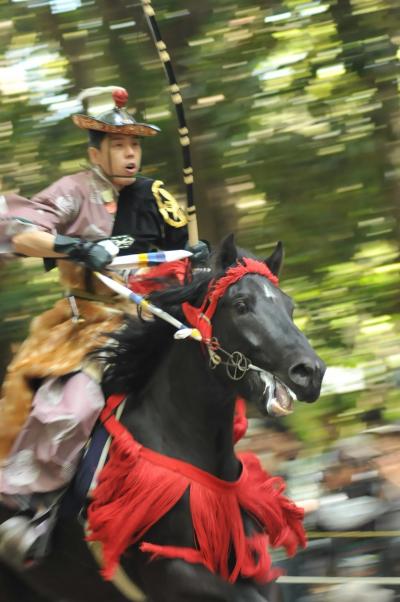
[124,339,241,481]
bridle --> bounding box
[206,338,258,381]
[97,256,280,383]
[182,257,280,382]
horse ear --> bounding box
[265,241,284,276]
[215,233,238,270]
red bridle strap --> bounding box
[182,257,279,341]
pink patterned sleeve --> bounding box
[0,193,49,255]
[0,177,82,255]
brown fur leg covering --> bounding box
[0,298,123,461]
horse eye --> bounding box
[234,300,248,315]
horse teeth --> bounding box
[258,371,296,415]
[267,397,294,417]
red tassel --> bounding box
[87,399,306,583]
[189,482,245,582]
[140,542,203,565]
[86,434,189,580]
[233,397,248,443]
[236,453,306,556]
[241,533,279,582]
[128,259,189,296]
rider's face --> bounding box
[90,134,142,190]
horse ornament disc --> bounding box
[226,351,250,381]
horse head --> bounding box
[187,234,325,417]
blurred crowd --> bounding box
[237,410,400,602]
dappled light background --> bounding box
[1,0,400,596]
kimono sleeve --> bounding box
[0,194,40,254]
[0,178,82,256]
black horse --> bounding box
[0,236,325,602]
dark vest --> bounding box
[112,178,187,255]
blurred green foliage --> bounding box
[0,0,399,445]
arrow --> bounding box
[108,249,192,270]
[94,271,202,342]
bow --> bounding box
[140,0,199,246]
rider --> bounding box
[0,86,208,562]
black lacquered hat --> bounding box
[72,87,160,137]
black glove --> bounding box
[54,234,117,271]
[185,240,210,268]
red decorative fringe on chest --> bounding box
[87,396,306,583]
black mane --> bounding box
[101,270,213,395]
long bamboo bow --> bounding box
[140,0,199,246]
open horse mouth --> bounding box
[259,371,296,417]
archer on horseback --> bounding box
[0,86,208,564]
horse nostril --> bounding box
[289,361,315,385]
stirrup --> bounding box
[0,505,58,571]
[0,516,39,570]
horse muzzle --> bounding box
[257,356,326,417]
[287,356,326,403]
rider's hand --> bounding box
[53,234,119,271]
[185,240,210,268]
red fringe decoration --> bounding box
[87,396,306,583]
[128,259,189,296]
